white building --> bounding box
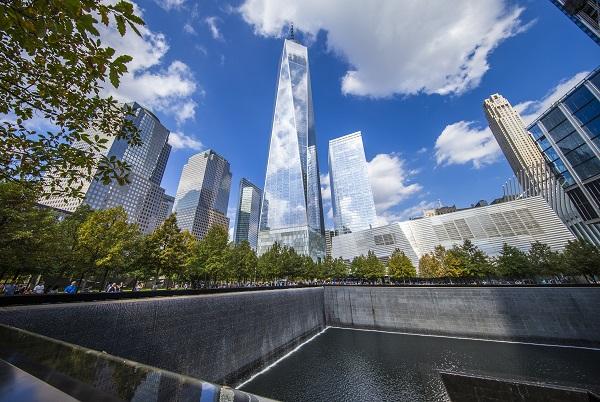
[332,196,575,268]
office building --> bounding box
[173,150,232,240]
[551,0,600,45]
[484,94,545,186]
[332,196,575,268]
[233,178,262,250]
[40,102,172,233]
[328,132,377,234]
[527,68,600,224]
[157,194,175,224]
[257,32,326,260]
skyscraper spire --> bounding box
[288,23,295,40]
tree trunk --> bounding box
[99,267,110,292]
[76,272,86,294]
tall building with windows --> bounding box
[484,94,545,185]
[551,0,600,45]
[328,131,377,234]
[527,68,600,225]
[173,150,232,240]
[257,33,326,260]
[233,178,262,250]
[40,102,172,233]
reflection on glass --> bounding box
[258,39,325,260]
[329,132,377,234]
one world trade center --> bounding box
[257,30,326,261]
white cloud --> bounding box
[515,71,590,126]
[183,23,197,35]
[205,16,223,40]
[154,0,185,10]
[367,153,422,213]
[376,200,438,225]
[320,173,331,201]
[168,131,203,150]
[434,122,501,168]
[238,0,528,97]
[417,147,428,154]
[99,4,199,124]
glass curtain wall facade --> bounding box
[173,150,232,240]
[234,178,262,250]
[328,131,377,234]
[257,37,326,261]
[551,0,600,45]
[40,102,173,233]
[527,68,600,224]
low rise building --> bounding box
[332,196,575,268]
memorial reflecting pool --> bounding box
[240,327,600,402]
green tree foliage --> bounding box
[227,240,258,282]
[495,243,532,278]
[351,251,385,280]
[146,214,195,287]
[188,224,229,284]
[528,241,562,277]
[0,1,145,197]
[418,253,442,278]
[562,239,600,282]
[76,207,140,289]
[321,256,348,280]
[387,249,417,280]
[350,255,367,279]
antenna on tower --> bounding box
[288,23,295,40]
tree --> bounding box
[227,241,258,283]
[322,256,348,280]
[528,241,561,277]
[257,242,284,281]
[147,214,195,288]
[0,181,61,281]
[350,255,367,279]
[364,251,385,281]
[454,240,493,277]
[495,243,532,278]
[1,1,145,197]
[76,207,140,290]
[188,224,229,284]
[387,249,416,280]
[418,253,442,278]
[562,239,600,282]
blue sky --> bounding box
[106,0,599,229]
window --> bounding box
[560,171,576,187]
[567,187,598,221]
[541,108,566,131]
[564,144,595,167]
[585,178,600,210]
[537,136,551,151]
[529,124,544,140]
[547,119,576,142]
[543,147,560,162]
[557,132,585,154]
[583,116,600,139]
[564,85,595,113]
[573,157,600,181]
[590,71,600,92]
[574,99,600,125]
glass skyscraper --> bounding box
[41,102,173,233]
[173,150,232,240]
[328,131,377,234]
[528,68,600,224]
[234,178,262,250]
[257,36,326,260]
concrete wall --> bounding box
[324,286,600,347]
[0,287,325,385]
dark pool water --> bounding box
[239,327,600,402]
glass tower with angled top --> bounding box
[257,30,326,261]
[329,131,378,234]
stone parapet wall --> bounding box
[324,286,600,347]
[0,287,325,385]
